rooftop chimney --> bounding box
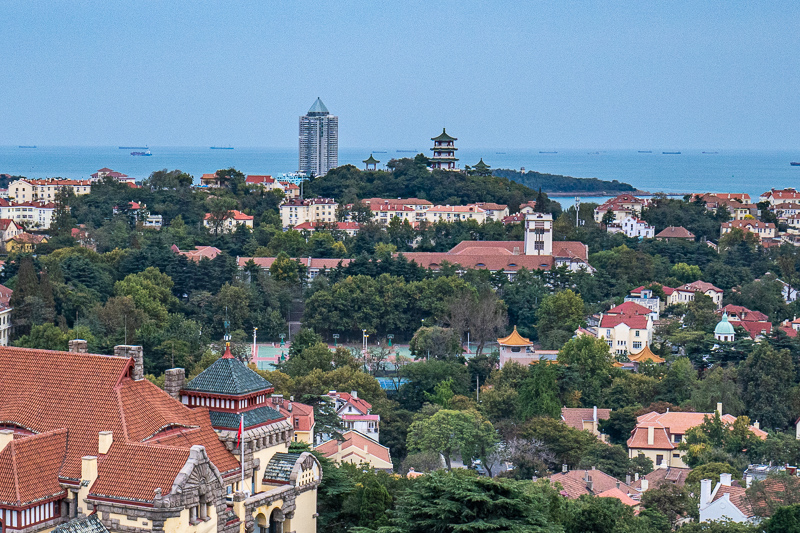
[562,464,568,473]
[82,456,98,484]
[586,476,593,492]
[68,339,88,353]
[351,391,358,399]
[753,420,760,430]
[720,473,732,486]
[700,479,712,508]
[0,429,13,452]
[115,345,144,381]
[716,402,723,415]
[98,431,113,454]
[272,394,284,407]
[640,479,649,491]
[626,474,631,485]
[593,406,598,422]
[647,426,654,445]
[164,368,185,399]
[746,474,753,488]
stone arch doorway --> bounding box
[255,513,267,533]
[269,508,284,533]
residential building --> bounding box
[717,305,771,340]
[699,474,754,524]
[631,467,691,493]
[696,194,756,220]
[0,199,56,229]
[360,201,417,226]
[655,226,695,241]
[278,182,301,199]
[606,301,658,322]
[326,391,379,442]
[628,405,766,468]
[624,287,662,320]
[598,313,652,355]
[668,281,724,309]
[0,283,12,346]
[760,188,800,205]
[203,210,254,234]
[424,205,488,224]
[91,168,136,185]
[200,173,225,188]
[593,194,646,224]
[0,343,322,533]
[299,98,338,177]
[293,221,360,237]
[469,202,509,221]
[0,219,22,244]
[607,216,654,238]
[720,219,776,242]
[245,175,277,189]
[171,245,222,262]
[315,431,392,471]
[560,407,611,439]
[502,213,526,225]
[266,394,315,445]
[6,233,47,253]
[8,179,91,202]
[280,198,337,228]
[519,201,537,214]
[429,129,458,170]
[770,202,800,219]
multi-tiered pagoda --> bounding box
[430,128,458,170]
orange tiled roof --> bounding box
[548,469,635,499]
[560,407,611,430]
[315,430,391,464]
[712,484,752,517]
[597,487,638,506]
[0,429,68,506]
[497,326,533,346]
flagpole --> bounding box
[240,413,245,493]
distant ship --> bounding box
[496,152,506,154]
[373,150,388,153]
[210,146,233,150]
[120,146,148,149]
[131,150,152,156]
[539,151,557,154]
[662,151,682,155]
[588,151,600,155]
[702,151,719,154]
[18,145,36,148]
[638,150,652,153]
[396,150,417,153]
[791,162,800,166]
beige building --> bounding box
[203,209,254,234]
[424,205,488,224]
[598,313,652,355]
[280,198,337,228]
[593,194,647,224]
[468,203,509,221]
[0,342,322,533]
[8,178,91,202]
[0,284,12,346]
[667,281,724,309]
[561,407,611,440]
[315,430,392,471]
[720,219,776,242]
[628,405,766,468]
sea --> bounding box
[2,146,798,209]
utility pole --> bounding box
[575,197,580,226]
[476,374,480,402]
[252,327,258,363]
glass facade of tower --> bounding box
[299,98,338,177]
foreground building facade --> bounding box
[0,343,321,533]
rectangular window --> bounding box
[656,454,664,465]
[635,330,640,337]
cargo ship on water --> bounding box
[131,150,152,156]
[791,162,800,166]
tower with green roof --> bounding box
[430,128,459,170]
[473,158,491,176]
[714,313,735,342]
[363,154,380,171]
[299,98,338,177]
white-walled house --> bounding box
[699,474,756,524]
[607,216,655,239]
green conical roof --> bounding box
[474,158,490,169]
[432,128,457,142]
[184,346,273,395]
[363,154,380,164]
[307,97,329,116]
[714,313,735,336]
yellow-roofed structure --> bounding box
[497,325,533,347]
[627,345,665,364]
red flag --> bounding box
[236,414,243,448]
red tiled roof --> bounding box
[427,205,487,213]
[655,226,695,239]
[330,391,372,414]
[597,487,638,506]
[293,221,360,231]
[607,302,652,316]
[719,305,768,322]
[0,284,12,306]
[401,252,555,272]
[560,408,611,431]
[721,220,775,230]
[203,209,253,221]
[711,484,752,517]
[10,233,47,244]
[0,219,18,231]
[678,281,723,294]
[246,175,274,184]
[173,245,222,262]
[315,430,391,465]
[502,214,525,224]
[237,257,352,270]
[266,397,314,433]
[632,467,691,490]
[737,320,772,339]
[629,411,767,450]
[0,429,68,506]
[599,314,649,329]
[547,469,635,499]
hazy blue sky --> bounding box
[2,1,799,149]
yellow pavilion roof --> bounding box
[627,345,665,363]
[497,326,533,346]
[612,361,626,368]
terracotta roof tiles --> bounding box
[0,429,68,506]
[560,408,611,431]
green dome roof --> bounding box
[715,313,735,336]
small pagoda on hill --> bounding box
[363,154,380,171]
[613,345,665,371]
[472,158,491,176]
[430,128,458,170]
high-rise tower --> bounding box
[299,98,338,177]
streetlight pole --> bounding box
[252,327,258,363]
[333,333,339,347]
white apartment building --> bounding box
[424,205,488,224]
[202,209,254,234]
[8,179,91,202]
[280,198,338,228]
[598,314,653,355]
[0,200,55,229]
[608,216,655,238]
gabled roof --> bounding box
[597,487,638,506]
[315,430,392,466]
[711,484,752,517]
[183,348,273,396]
[431,128,457,142]
[497,326,533,347]
[547,469,635,499]
[607,302,652,316]
[329,391,372,414]
[677,280,723,294]
[599,314,649,329]
[0,429,68,506]
[560,407,611,431]
[632,467,691,490]
[0,219,18,231]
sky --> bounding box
[2,1,799,149]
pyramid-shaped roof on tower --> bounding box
[183,346,273,396]
[308,98,329,115]
[497,326,533,347]
[627,345,665,363]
